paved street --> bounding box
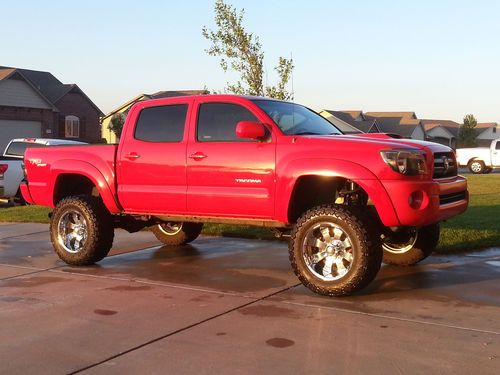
[0,222,499,374]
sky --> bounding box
[1,0,499,123]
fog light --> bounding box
[408,191,425,209]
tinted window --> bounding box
[496,141,500,150]
[134,104,188,142]
[5,142,45,157]
[252,99,342,136]
[197,103,257,142]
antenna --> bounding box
[290,52,294,100]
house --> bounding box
[0,66,103,151]
[364,112,426,140]
[421,119,460,148]
[476,122,499,146]
[101,90,208,143]
[320,110,381,134]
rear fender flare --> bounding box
[50,160,121,213]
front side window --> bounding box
[134,104,188,142]
[197,103,257,142]
[252,99,342,136]
[496,141,500,150]
[65,115,80,138]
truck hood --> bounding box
[298,133,452,154]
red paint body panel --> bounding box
[22,94,468,229]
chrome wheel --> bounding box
[302,222,354,281]
[382,228,417,254]
[157,222,183,236]
[470,162,482,173]
[57,210,88,254]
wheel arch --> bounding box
[276,158,399,226]
[50,160,121,213]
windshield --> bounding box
[251,99,342,136]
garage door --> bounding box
[0,120,41,153]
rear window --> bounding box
[5,142,45,157]
[134,104,188,143]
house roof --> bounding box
[476,122,498,129]
[319,110,362,134]
[102,90,209,120]
[365,111,420,125]
[322,110,380,133]
[0,66,103,115]
[421,119,460,137]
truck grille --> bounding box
[433,152,457,179]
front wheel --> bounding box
[289,205,382,296]
[382,224,440,266]
[50,195,114,265]
[151,222,203,246]
[468,160,485,174]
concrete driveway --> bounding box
[0,222,499,374]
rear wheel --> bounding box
[50,195,114,265]
[382,224,439,266]
[151,222,203,245]
[289,205,382,296]
[468,160,485,174]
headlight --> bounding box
[380,150,427,176]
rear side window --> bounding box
[197,103,257,142]
[134,104,188,142]
[496,142,500,150]
[5,142,45,157]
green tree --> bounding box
[202,0,294,100]
[108,112,126,140]
[459,114,478,147]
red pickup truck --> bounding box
[21,95,468,296]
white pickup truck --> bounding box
[0,138,85,203]
[456,139,500,174]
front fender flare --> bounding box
[275,158,399,226]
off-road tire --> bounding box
[382,224,440,266]
[289,204,382,296]
[50,195,114,265]
[468,160,485,174]
[151,222,203,246]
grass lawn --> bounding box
[1,174,498,253]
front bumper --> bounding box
[380,175,468,227]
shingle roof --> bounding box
[365,111,420,125]
[323,110,379,133]
[476,122,498,129]
[421,119,460,137]
[0,66,103,115]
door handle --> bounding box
[189,152,207,160]
[125,152,141,160]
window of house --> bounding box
[197,103,257,142]
[65,115,80,138]
[493,127,497,133]
[134,104,188,142]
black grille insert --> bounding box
[440,191,467,205]
[433,152,457,179]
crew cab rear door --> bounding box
[117,98,192,214]
[186,98,276,218]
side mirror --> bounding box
[236,121,267,140]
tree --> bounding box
[202,0,294,100]
[459,114,478,147]
[108,112,126,140]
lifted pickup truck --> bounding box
[456,139,500,173]
[21,95,469,296]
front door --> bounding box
[117,101,191,214]
[186,101,276,218]
[492,140,500,166]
